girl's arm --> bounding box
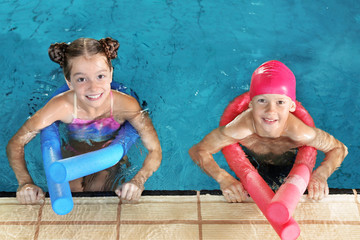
[114,94,162,201]
[7,121,41,187]
[127,108,162,188]
[6,94,72,203]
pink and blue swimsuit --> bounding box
[66,91,121,146]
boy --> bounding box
[189,60,347,202]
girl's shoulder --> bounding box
[29,90,74,128]
[48,90,73,106]
[112,90,141,110]
[43,90,74,123]
[111,90,143,122]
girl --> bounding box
[6,37,162,204]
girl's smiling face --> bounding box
[67,54,113,109]
[249,94,296,138]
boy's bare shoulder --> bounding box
[222,109,254,140]
[286,114,317,143]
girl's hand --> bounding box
[115,180,145,203]
[307,170,329,200]
[219,175,249,203]
[16,183,45,204]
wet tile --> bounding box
[0,225,36,240]
[0,198,19,204]
[41,199,118,222]
[2,194,359,240]
[139,195,198,203]
[356,191,360,219]
[200,194,228,203]
[294,202,360,221]
[299,194,356,203]
[202,224,278,240]
[299,224,360,240]
[119,224,199,240]
[356,189,360,203]
[201,202,265,221]
[121,201,198,221]
[0,204,40,222]
[37,225,117,240]
[71,197,120,205]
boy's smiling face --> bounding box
[249,94,296,138]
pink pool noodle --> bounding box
[220,92,302,239]
[222,144,300,240]
[266,163,311,224]
[266,101,317,224]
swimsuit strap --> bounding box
[73,92,78,119]
[110,90,114,117]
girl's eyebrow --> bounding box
[72,69,108,77]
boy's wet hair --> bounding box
[48,37,120,81]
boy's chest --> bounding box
[240,134,299,156]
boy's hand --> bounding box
[307,170,329,200]
[16,183,45,204]
[219,175,249,203]
[115,180,144,203]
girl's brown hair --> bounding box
[48,37,120,81]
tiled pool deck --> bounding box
[0,190,359,240]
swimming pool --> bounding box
[1,0,359,192]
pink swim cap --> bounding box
[249,60,296,101]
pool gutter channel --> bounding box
[0,188,358,198]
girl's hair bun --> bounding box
[48,42,69,67]
[99,37,120,60]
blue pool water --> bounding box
[1,0,359,192]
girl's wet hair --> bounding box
[48,37,120,81]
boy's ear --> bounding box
[289,100,296,112]
[248,100,253,109]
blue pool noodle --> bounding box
[41,122,73,215]
[40,82,140,215]
[49,122,138,183]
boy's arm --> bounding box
[306,127,348,179]
[189,127,236,182]
[295,124,348,200]
[189,124,250,202]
